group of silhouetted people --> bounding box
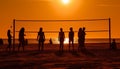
[58,27,87,52]
[78,27,86,51]
[6,27,117,52]
[7,28,26,51]
[58,27,86,52]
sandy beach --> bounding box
[0,43,120,69]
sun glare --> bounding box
[55,38,69,44]
[64,38,69,44]
[62,0,70,4]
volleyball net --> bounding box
[12,18,111,48]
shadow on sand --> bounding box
[54,51,64,57]
[0,51,18,57]
[70,51,80,57]
[0,61,45,69]
[55,50,80,57]
[80,48,96,57]
[67,62,102,69]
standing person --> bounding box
[111,39,117,50]
[7,30,12,51]
[18,27,25,51]
[49,38,53,45]
[69,27,74,51]
[78,28,83,51]
[58,28,65,52]
[37,27,45,51]
[82,27,86,48]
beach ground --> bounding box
[0,43,120,69]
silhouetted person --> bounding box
[18,27,25,51]
[58,28,65,52]
[25,39,28,45]
[0,39,3,45]
[37,27,45,51]
[69,27,74,51]
[49,38,53,45]
[7,30,12,51]
[78,28,83,51]
[82,27,86,48]
[111,39,117,50]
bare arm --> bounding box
[37,33,39,41]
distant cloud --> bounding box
[97,4,120,7]
[29,0,52,1]
[25,0,54,3]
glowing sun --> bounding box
[62,0,70,4]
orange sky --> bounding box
[0,0,120,39]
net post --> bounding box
[13,19,15,51]
[109,18,112,48]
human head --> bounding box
[83,27,85,31]
[21,27,25,32]
[40,27,43,32]
[79,28,82,32]
[8,30,10,33]
[60,28,63,32]
[70,27,73,31]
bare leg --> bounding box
[42,42,44,51]
[18,42,21,51]
[69,41,71,51]
[72,41,74,51]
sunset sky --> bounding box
[0,0,120,39]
